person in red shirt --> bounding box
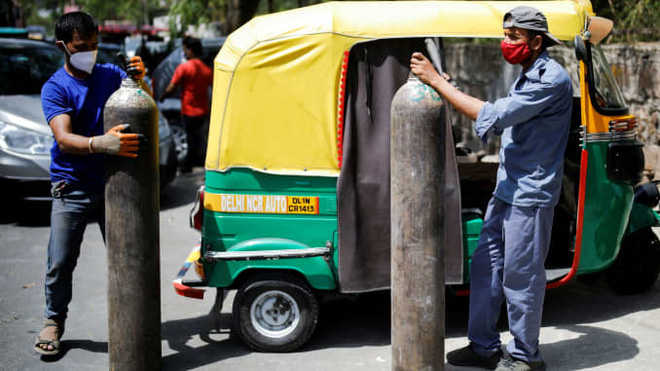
[159,36,213,172]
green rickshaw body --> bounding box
[202,169,339,290]
[579,142,634,274]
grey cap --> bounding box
[503,6,561,46]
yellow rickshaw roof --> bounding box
[207,0,594,176]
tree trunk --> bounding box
[225,0,261,34]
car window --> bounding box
[0,45,63,95]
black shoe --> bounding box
[447,345,503,370]
[495,355,545,371]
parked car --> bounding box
[0,27,28,39]
[26,25,47,41]
[151,38,226,166]
[0,38,176,202]
[96,42,124,68]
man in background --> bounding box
[159,36,213,173]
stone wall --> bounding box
[603,44,660,145]
[443,42,660,154]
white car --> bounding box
[0,38,177,203]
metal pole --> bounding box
[104,78,161,370]
[391,74,445,370]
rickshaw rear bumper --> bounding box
[173,243,207,299]
[173,278,206,299]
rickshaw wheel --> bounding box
[606,227,660,295]
[232,273,319,352]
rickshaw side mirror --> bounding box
[584,16,613,44]
[574,35,587,61]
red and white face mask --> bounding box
[500,39,531,65]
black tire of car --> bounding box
[606,227,660,295]
[169,124,188,165]
[232,273,319,352]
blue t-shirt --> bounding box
[41,64,127,190]
[475,51,573,207]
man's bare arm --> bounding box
[49,114,140,158]
[50,114,94,155]
[158,81,177,102]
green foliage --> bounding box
[77,0,162,26]
[17,0,62,32]
[18,0,166,33]
[167,0,225,36]
[256,0,323,14]
[19,0,659,42]
[591,0,660,42]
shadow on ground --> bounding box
[541,324,638,370]
[161,312,249,370]
[0,199,52,226]
[38,340,108,363]
[161,281,658,369]
[160,169,205,211]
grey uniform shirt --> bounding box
[475,51,573,207]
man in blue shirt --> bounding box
[35,12,147,356]
[411,6,572,371]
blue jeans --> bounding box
[45,182,104,323]
[468,197,554,363]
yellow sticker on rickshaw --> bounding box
[208,194,319,215]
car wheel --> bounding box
[232,273,319,352]
[170,124,188,165]
[606,227,660,295]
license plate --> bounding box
[206,193,320,215]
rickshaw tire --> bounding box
[232,273,319,352]
[605,227,660,295]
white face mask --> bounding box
[59,41,97,74]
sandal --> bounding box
[34,319,64,356]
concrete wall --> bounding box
[603,44,660,145]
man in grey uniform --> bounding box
[410,6,573,371]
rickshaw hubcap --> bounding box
[250,290,300,338]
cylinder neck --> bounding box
[121,78,140,88]
[408,72,421,81]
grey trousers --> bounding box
[468,197,554,362]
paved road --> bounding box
[1,169,660,370]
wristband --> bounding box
[88,137,94,154]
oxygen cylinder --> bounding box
[390,74,445,370]
[104,77,161,370]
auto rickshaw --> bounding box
[173,0,660,352]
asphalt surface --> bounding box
[2,168,660,370]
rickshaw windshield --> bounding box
[589,43,627,111]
